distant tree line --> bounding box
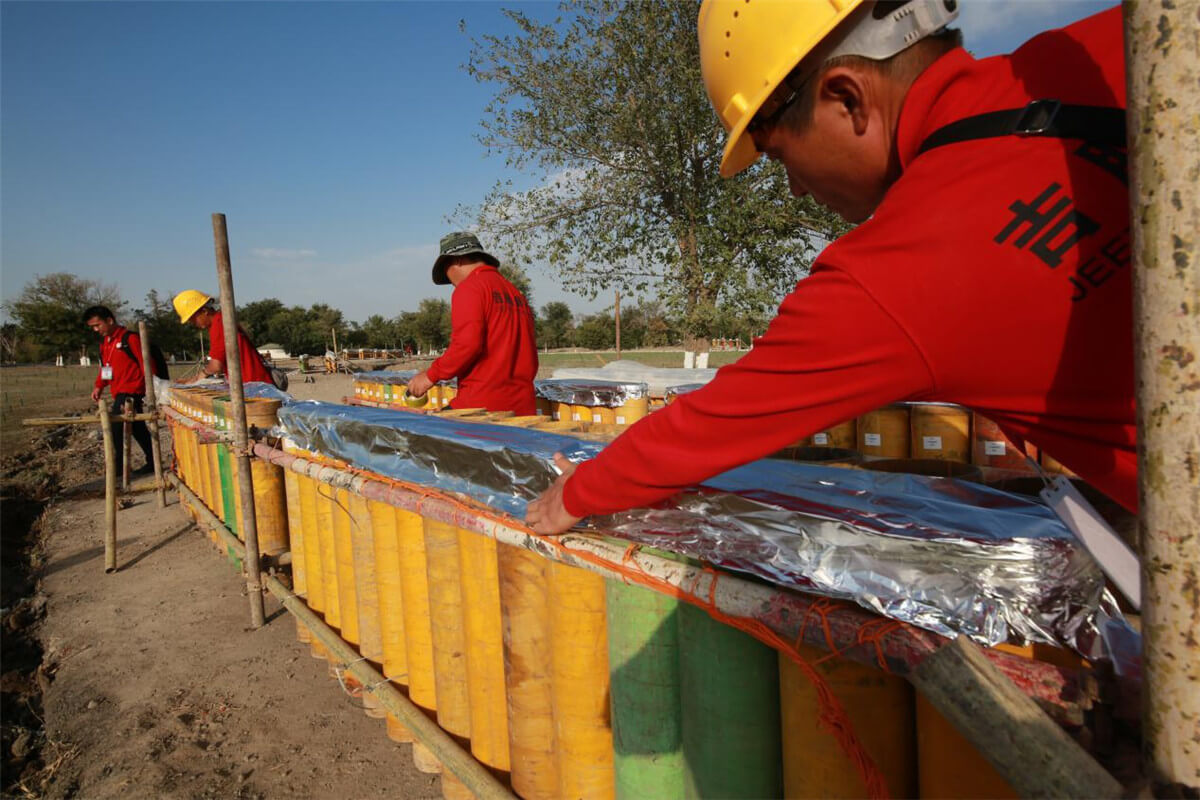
[2,272,768,365]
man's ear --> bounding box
[819,68,870,136]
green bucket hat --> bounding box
[431,231,500,286]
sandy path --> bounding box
[35,479,440,799]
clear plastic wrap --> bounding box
[276,401,1138,670]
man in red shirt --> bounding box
[407,232,539,415]
[84,305,155,476]
[528,1,1134,533]
[172,290,274,385]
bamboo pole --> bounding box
[164,472,515,800]
[138,321,167,508]
[212,212,265,629]
[97,399,118,573]
[1125,0,1200,790]
[122,398,133,490]
[22,413,156,426]
[910,637,1120,799]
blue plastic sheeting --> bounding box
[354,370,415,384]
[276,400,1137,669]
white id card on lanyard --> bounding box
[101,365,114,380]
[1041,475,1141,610]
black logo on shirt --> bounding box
[995,182,1129,302]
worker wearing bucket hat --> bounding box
[408,232,538,415]
[173,290,275,386]
[528,1,1135,534]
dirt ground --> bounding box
[2,369,444,798]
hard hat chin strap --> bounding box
[826,0,960,63]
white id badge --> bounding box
[1041,476,1141,609]
[101,366,114,380]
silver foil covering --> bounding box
[664,383,706,401]
[276,401,1138,671]
[354,370,455,387]
[535,378,649,407]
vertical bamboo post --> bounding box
[1125,1,1200,792]
[614,289,621,359]
[212,212,265,629]
[122,398,133,490]
[97,399,118,573]
[137,322,167,507]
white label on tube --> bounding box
[923,435,943,451]
[572,412,581,421]
[984,441,1007,456]
[864,433,882,447]
[592,412,602,423]
[813,433,829,445]
[616,415,626,424]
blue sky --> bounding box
[1,0,1114,324]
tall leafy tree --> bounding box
[412,299,452,352]
[134,289,200,360]
[537,301,575,348]
[461,0,849,335]
[239,298,286,345]
[5,273,126,360]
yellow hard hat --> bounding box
[173,290,212,324]
[698,0,959,177]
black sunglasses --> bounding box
[747,67,815,133]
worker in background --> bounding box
[528,0,1133,533]
[172,290,274,385]
[84,305,155,476]
[407,232,539,415]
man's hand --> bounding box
[407,371,434,398]
[526,452,585,535]
[91,387,102,402]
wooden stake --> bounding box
[1125,0,1200,789]
[138,321,167,508]
[212,212,265,629]
[97,399,118,573]
[909,636,1121,799]
[122,398,133,490]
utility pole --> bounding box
[1124,1,1200,792]
[614,289,622,359]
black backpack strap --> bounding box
[118,331,142,366]
[916,99,1126,156]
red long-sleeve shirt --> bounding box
[426,266,539,415]
[565,7,1137,517]
[94,325,147,396]
[208,311,274,385]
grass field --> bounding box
[0,364,189,454]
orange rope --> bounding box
[282,453,895,798]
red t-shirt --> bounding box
[208,311,274,385]
[426,265,539,415]
[94,325,147,396]
[565,7,1137,516]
